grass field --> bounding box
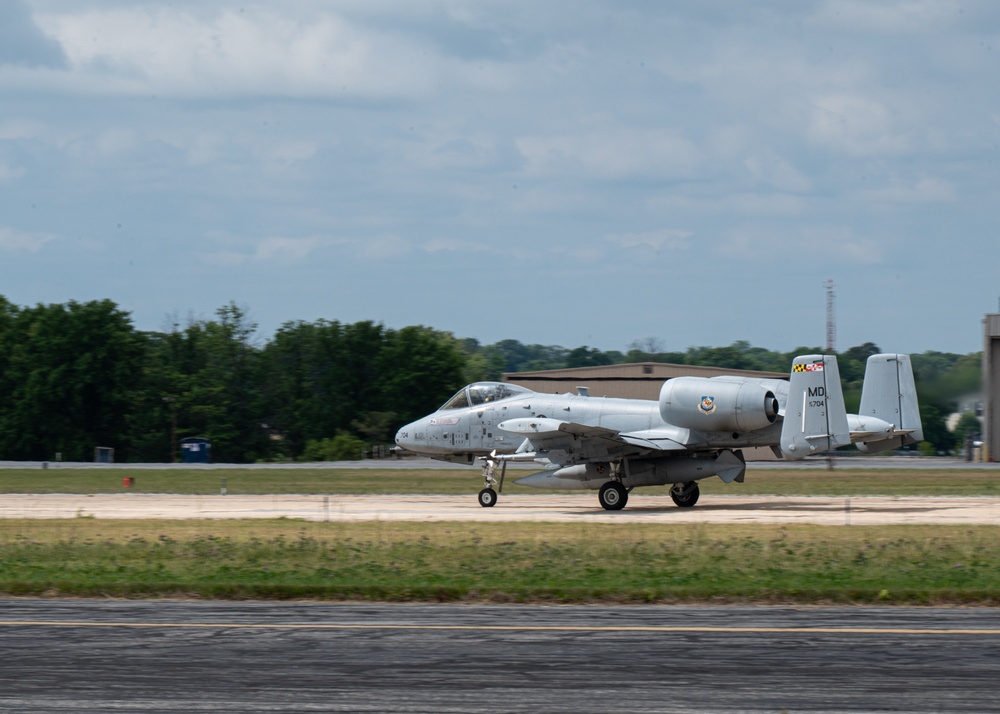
[0,519,997,605]
[2,466,997,604]
[0,466,998,496]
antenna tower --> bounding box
[825,279,836,354]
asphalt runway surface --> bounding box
[1,600,999,713]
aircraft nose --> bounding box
[395,424,413,449]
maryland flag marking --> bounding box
[793,363,824,373]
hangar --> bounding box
[984,314,1000,462]
[504,362,787,400]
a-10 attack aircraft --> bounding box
[394,354,923,510]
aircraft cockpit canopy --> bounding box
[438,382,533,411]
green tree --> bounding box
[260,319,388,458]
[261,320,467,457]
[376,326,466,427]
[0,299,144,461]
[564,346,614,368]
[918,402,951,454]
[128,304,271,463]
[952,411,982,453]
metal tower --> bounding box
[825,279,836,354]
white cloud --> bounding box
[860,177,957,204]
[743,152,812,193]
[517,126,703,179]
[0,160,24,181]
[30,7,448,99]
[517,129,701,180]
[254,236,327,263]
[200,250,248,267]
[545,243,606,263]
[357,235,412,260]
[813,0,966,34]
[809,94,910,156]
[19,3,528,102]
[202,235,345,266]
[653,192,808,218]
[0,119,45,140]
[716,226,886,265]
[0,227,54,252]
[64,127,139,160]
[606,230,692,253]
[422,238,493,253]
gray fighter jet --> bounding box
[394,354,923,510]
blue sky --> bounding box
[1,1,998,355]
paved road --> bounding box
[1,600,998,713]
[3,492,998,525]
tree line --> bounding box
[0,296,978,461]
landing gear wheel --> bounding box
[478,488,498,508]
[598,481,628,511]
[670,481,700,508]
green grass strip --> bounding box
[1,520,997,604]
[0,466,998,496]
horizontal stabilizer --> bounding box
[780,354,850,459]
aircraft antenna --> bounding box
[825,278,836,354]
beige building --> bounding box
[504,362,786,400]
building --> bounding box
[504,362,786,400]
[984,314,1000,462]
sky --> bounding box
[1,0,998,356]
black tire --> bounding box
[598,481,628,511]
[670,481,700,508]
[478,488,498,508]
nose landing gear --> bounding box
[478,452,507,507]
[478,487,497,507]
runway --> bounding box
[2,492,998,524]
[1,600,998,713]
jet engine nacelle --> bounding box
[659,377,779,433]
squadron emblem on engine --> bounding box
[699,395,717,415]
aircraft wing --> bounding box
[498,418,693,459]
[618,428,691,451]
[498,417,620,440]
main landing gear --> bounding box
[478,452,507,508]
[670,481,700,507]
[598,481,629,511]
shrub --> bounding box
[301,434,367,461]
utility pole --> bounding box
[825,278,836,354]
[163,396,178,463]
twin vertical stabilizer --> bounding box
[855,353,924,452]
[780,354,850,459]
